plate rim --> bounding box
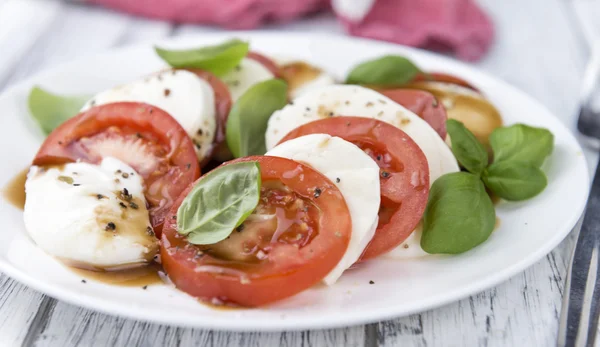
[0,30,590,331]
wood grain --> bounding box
[35,302,365,347]
[0,0,597,346]
[0,0,61,89]
[0,275,48,346]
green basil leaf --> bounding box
[226,79,288,158]
[345,55,421,86]
[482,161,547,201]
[155,39,249,76]
[489,124,554,167]
[421,172,496,254]
[446,119,488,175]
[28,86,89,135]
[177,161,261,245]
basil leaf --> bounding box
[482,161,547,201]
[226,79,288,158]
[446,119,488,175]
[155,39,249,76]
[421,172,496,254]
[345,55,421,86]
[177,161,261,245]
[28,86,89,135]
[489,124,554,167]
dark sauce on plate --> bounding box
[2,168,28,210]
[69,262,165,287]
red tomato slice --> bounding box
[279,117,430,261]
[413,72,478,91]
[160,156,351,307]
[247,51,282,78]
[33,102,200,235]
[379,89,448,139]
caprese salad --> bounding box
[20,39,555,307]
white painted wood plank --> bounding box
[34,300,365,347]
[379,0,589,345]
[0,275,48,346]
[0,2,130,90]
[0,2,172,90]
[570,0,600,46]
[114,17,172,46]
[0,0,61,87]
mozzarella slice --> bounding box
[277,60,336,99]
[81,70,216,161]
[24,157,158,270]
[265,84,459,184]
[222,58,274,101]
[290,73,336,99]
[267,134,380,285]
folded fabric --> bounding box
[89,0,330,29]
[89,0,494,61]
[333,0,494,61]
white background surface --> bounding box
[0,0,599,346]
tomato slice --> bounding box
[33,102,200,235]
[413,72,478,91]
[279,117,429,260]
[247,51,282,78]
[160,156,351,307]
[378,89,447,139]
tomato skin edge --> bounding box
[377,89,448,139]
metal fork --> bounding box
[558,41,600,347]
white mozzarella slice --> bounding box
[267,134,380,285]
[81,70,216,161]
[290,73,336,99]
[222,58,274,101]
[24,157,158,269]
[265,84,459,184]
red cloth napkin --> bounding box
[90,0,494,61]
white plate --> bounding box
[0,32,589,331]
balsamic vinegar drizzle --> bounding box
[2,168,28,210]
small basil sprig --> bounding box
[422,120,554,254]
[446,119,488,175]
[483,124,553,200]
[421,172,496,254]
[489,124,554,167]
[28,86,89,134]
[155,39,249,76]
[226,79,288,158]
[177,161,261,245]
[345,55,421,86]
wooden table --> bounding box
[1,0,599,346]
